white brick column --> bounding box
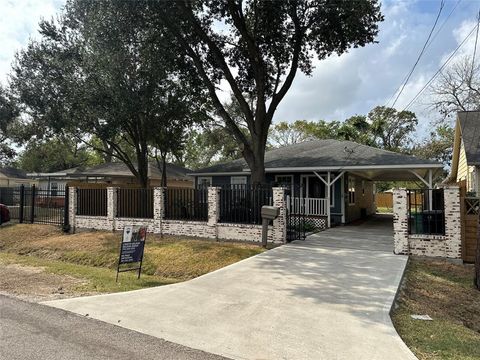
[393,189,409,254]
[443,186,461,259]
[272,187,287,244]
[153,187,164,234]
[106,187,118,231]
[208,187,220,227]
[68,187,76,232]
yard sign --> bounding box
[116,225,147,282]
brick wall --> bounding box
[69,186,287,244]
[393,186,462,259]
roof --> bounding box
[0,167,28,179]
[458,111,480,166]
[74,162,191,181]
[193,139,442,174]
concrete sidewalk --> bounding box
[45,219,415,360]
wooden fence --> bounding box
[459,180,478,262]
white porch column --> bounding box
[326,171,331,228]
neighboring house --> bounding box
[0,167,36,187]
[191,139,443,225]
[27,167,78,193]
[445,111,480,195]
[28,162,193,188]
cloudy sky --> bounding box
[1,0,479,139]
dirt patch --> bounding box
[0,263,90,302]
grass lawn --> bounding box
[392,258,480,360]
[0,224,265,299]
[376,206,393,214]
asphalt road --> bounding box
[0,295,227,360]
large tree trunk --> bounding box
[243,132,268,186]
[475,210,480,289]
[161,154,167,188]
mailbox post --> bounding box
[261,205,280,248]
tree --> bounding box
[11,0,206,187]
[17,137,102,173]
[0,86,19,163]
[368,106,418,151]
[431,56,480,119]
[269,120,338,147]
[154,0,383,184]
[411,125,454,167]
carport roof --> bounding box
[192,139,443,180]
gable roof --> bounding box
[458,111,480,166]
[193,139,441,175]
[0,167,28,179]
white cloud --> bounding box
[0,0,65,85]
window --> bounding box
[230,176,247,188]
[51,182,58,197]
[197,177,212,188]
[348,177,356,205]
[275,175,294,193]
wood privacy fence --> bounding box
[459,180,478,262]
[376,193,393,209]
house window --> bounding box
[51,182,58,197]
[197,177,212,188]
[275,175,294,193]
[231,176,247,188]
[348,177,356,205]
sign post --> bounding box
[116,225,147,282]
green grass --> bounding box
[0,252,174,293]
[392,258,480,360]
[376,206,393,213]
[0,224,265,295]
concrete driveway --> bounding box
[45,216,415,360]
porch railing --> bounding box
[286,196,328,216]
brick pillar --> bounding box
[393,189,409,255]
[443,186,461,259]
[106,187,118,231]
[153,187,164,235]
[208,187,220,227]
[69,187,76,233]
[272,187,287,244]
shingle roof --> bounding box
[458,111,480,166]
[193,139,441,174]
[0,167,28,179]
[75,162,191,180]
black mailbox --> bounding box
[261,206,280,220]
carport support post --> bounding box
[327,172,331,228]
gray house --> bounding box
[191,139,444,226]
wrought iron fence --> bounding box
[0,185,67,226]
[219,185,273,225]
[76,188,107,216]
[117,188,154,218]
[164,187,208,221]
[407,189,445,235]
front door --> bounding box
[302,176,326,198]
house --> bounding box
[28,162,193,188]
[445,111,480,195]
[191,139,444,226]
[0,167,36,187]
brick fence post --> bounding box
[69,187,76,233]
[106,187,118,231]
[208,187,220,239]
[393,189,409,255]
[272,187,287,244]
[153,187,164,235]
[443,185,462,259]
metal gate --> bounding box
[0,185,69,229]
[285,185,306,242]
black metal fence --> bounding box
[76,188,107,216]
[117,188,154,218]
[219,185,273,225]
[285,185,306,242]
[0,185,67,226]
[164,187,208,221]
[408,189,445,235]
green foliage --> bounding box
[17,137,103,173]
[411,125,454,167]
[0,86,19,162]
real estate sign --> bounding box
[116,225,147,281]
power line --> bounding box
[424,0,462,53]
[403,21,480,111]
[472,11,480,67]
[387,0,445,109]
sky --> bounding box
[1,0,479,140]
